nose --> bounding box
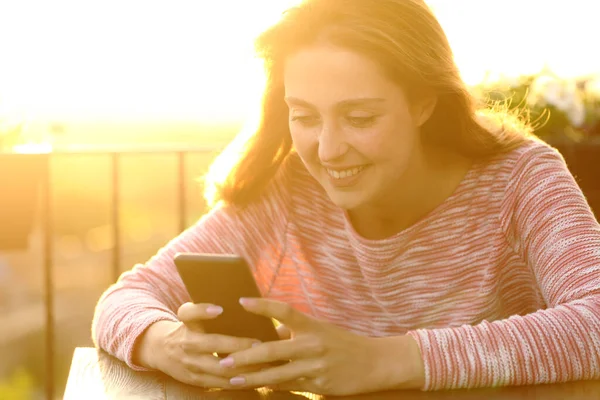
[318,120,349,163]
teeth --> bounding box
[327,166,364,179]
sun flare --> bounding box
[0,0,597,124]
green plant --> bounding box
[472,73,600,143]
[0,367,36,400]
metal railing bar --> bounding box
[42,155,55,400]
[178,152,187,233]
[111,153,121,282]
[51,144,223,155]
[37,148,215,398]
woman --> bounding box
[92,0,600,395]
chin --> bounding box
[323,188,365,210]
[314,171,369,210]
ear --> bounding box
[411,91,437,127]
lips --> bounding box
[322,165,369,188]
[326,166,365,179]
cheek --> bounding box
[353,136,383,159]
[290,127,317,156]
[356,127,402,159]
[358,124,417,167]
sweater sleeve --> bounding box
[407,143,600,390]
[91,164,293,371]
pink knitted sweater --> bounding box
[92,139,600,390]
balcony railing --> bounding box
[34,145,220,399]
[13,141,598,399]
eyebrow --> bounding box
[284,97,386,109]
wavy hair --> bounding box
[204,0,532,208]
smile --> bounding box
[326,166,365,180]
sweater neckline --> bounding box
[341,159,481,247]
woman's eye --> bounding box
[290,115,320,127]
[347,115,377,128]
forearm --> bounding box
[92,281,181,370]
[92,205,267,368]
[406,297,600,391]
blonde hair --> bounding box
[204,0,532,208]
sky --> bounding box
[0,0,599,125]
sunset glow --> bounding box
[11,142,53,154]
[0,0,598,123]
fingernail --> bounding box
[252,341,261,348]
[219,357,234,367]
[230,376,246,386]
[206,306,223,315]
[239,298,255,306]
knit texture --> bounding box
[92,139,600,390]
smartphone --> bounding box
[174,252,280,343]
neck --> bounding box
[348,146,471,240]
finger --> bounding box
[239,298,312,330]
[222,340,294,368]
[276,324,292,340]
[178,302,224,323]
[184,354,267,378]
[221,338,322,368]
[195,333,260,354]
[182,353,222,375]
[269,379,314,393]
[180,369,233,389]
[228,359,316,389]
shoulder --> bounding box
[489,138,591,228]
[500,138,571,191]
[477,138,568,188]
[505,138,566,174]
[464,138,576,224]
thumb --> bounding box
[177,302,223,330]
[276,324,292,340]
[240,298,313,331]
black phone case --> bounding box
[174,253,280,342]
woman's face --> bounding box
[283,43,433,211]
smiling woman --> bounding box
[91,0,599,397]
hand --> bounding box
[135,302,272,388]
[218,298,425,396]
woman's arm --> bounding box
[92,166,293,371]
[406,143,600,390]
[91,208,233,370]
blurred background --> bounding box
[0,0,599,398]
